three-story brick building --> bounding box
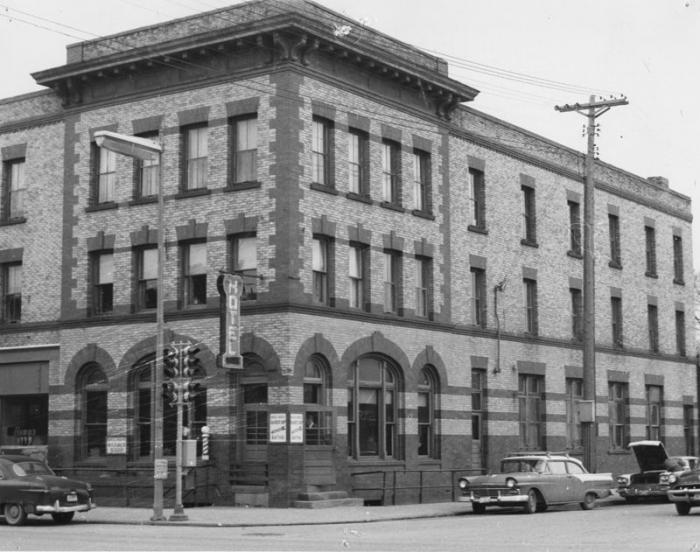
[0,0,695,507]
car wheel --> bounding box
[523,489,538,514]
[580,492,596,510]
[51,512,75,524]
[4,503,27,526]
[675,503,691,516]
[472,503,486,515]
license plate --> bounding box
[66,494,78,503]
[476,497,496,504]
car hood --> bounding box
[628,440,668,472]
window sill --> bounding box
[468,225,488,235]
[379,201,405,213]
[175,188,211,200]
[608,261,622,270]
[673,278,685,286]
[411,209,435,221]
[86,202,118,212]
[567,250,583,259]
[645,272,658,279]
[346,192,372,204]
[309,182,338,195]
[520,239,539,248]
[225,181,262,192]
[607,449,631,455]
[0,217,27,226]
[128,196,158,207]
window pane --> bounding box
[142,249,158,280]
[7,264,22,294]
[98,254,114,284]
[312,239,326,271]
[188,243,207,275]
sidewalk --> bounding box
[71,494,624,527]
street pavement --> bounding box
[70,494,626,528]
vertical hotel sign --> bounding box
[217,273,243,369]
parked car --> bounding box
[0,454,95,526]
[456,452,614,514]
[615,440,698,502]
[667,466,700,515]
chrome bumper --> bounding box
[463,492,529,505]
[667,488,700,503]
[36,499,96,514]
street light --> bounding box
[94,130,166,521]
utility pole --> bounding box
[555,95,628,472]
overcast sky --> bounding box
[1,0,698,266]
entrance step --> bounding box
[293,490,364,509]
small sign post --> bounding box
[154,458,168,480]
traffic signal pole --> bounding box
[555,95,628,472]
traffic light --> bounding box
[182,381,202,402]
[163,347,180,379]
[182,346,202,379]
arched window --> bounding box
[77,364,108,459]
[242,358,268,445]
[348,356,400,459]
[418,366,439,458]
[304,355,332,445]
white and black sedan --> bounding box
[0,455,95,526]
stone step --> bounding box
[293,497,365,509]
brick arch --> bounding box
[293,333,339,389]
[340,331,411,380]
[410,345,448,391]
[240,332,281,374]
[63,344,117,392]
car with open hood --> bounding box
[667,465,700,515]
[0,454,95,526]
[615,440,698,502]
[456,452,614,514]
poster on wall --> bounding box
[289,413,304,443]
[269,413,287,443]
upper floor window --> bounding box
[230,234,257,300]
[92,252,114,315]
[648,304,659,353]
[312,237,332,305]
[471,267,486,328]
[414,256,430,318]
[381,140,401,205]
[135,133,159,199]
[611,296,623,348]
[468,168,485,230]
[570,287,583,342]
[568,200,582,256]
[136,247,158,310]
[96,146,116,203]
[3,158,26,220]
[348,244,366,310]
[673,235,684,284]
[2,263,21,322]
[608,213,621,267]
[183,242,207,305]
[411,150,430,213]
[383,251,401,314]
[521,185,537,245]
[644,225,657,277]
[184,125,208,190]
[523,278,538,335]
[312,117,333,187]
[676,309,686,357]
[348,129,369,196]
[232,115,257,184]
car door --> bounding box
[544,460,571,503]
[565,460,587,500]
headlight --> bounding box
[616,476,629,486]
[668,475,677,484]
[505,477,517,488]
[458,478,469,489]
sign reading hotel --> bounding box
[217,273,243,369]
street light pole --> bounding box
[94,131,166,521]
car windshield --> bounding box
[501,459,545,473]
[11,460,54,477]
